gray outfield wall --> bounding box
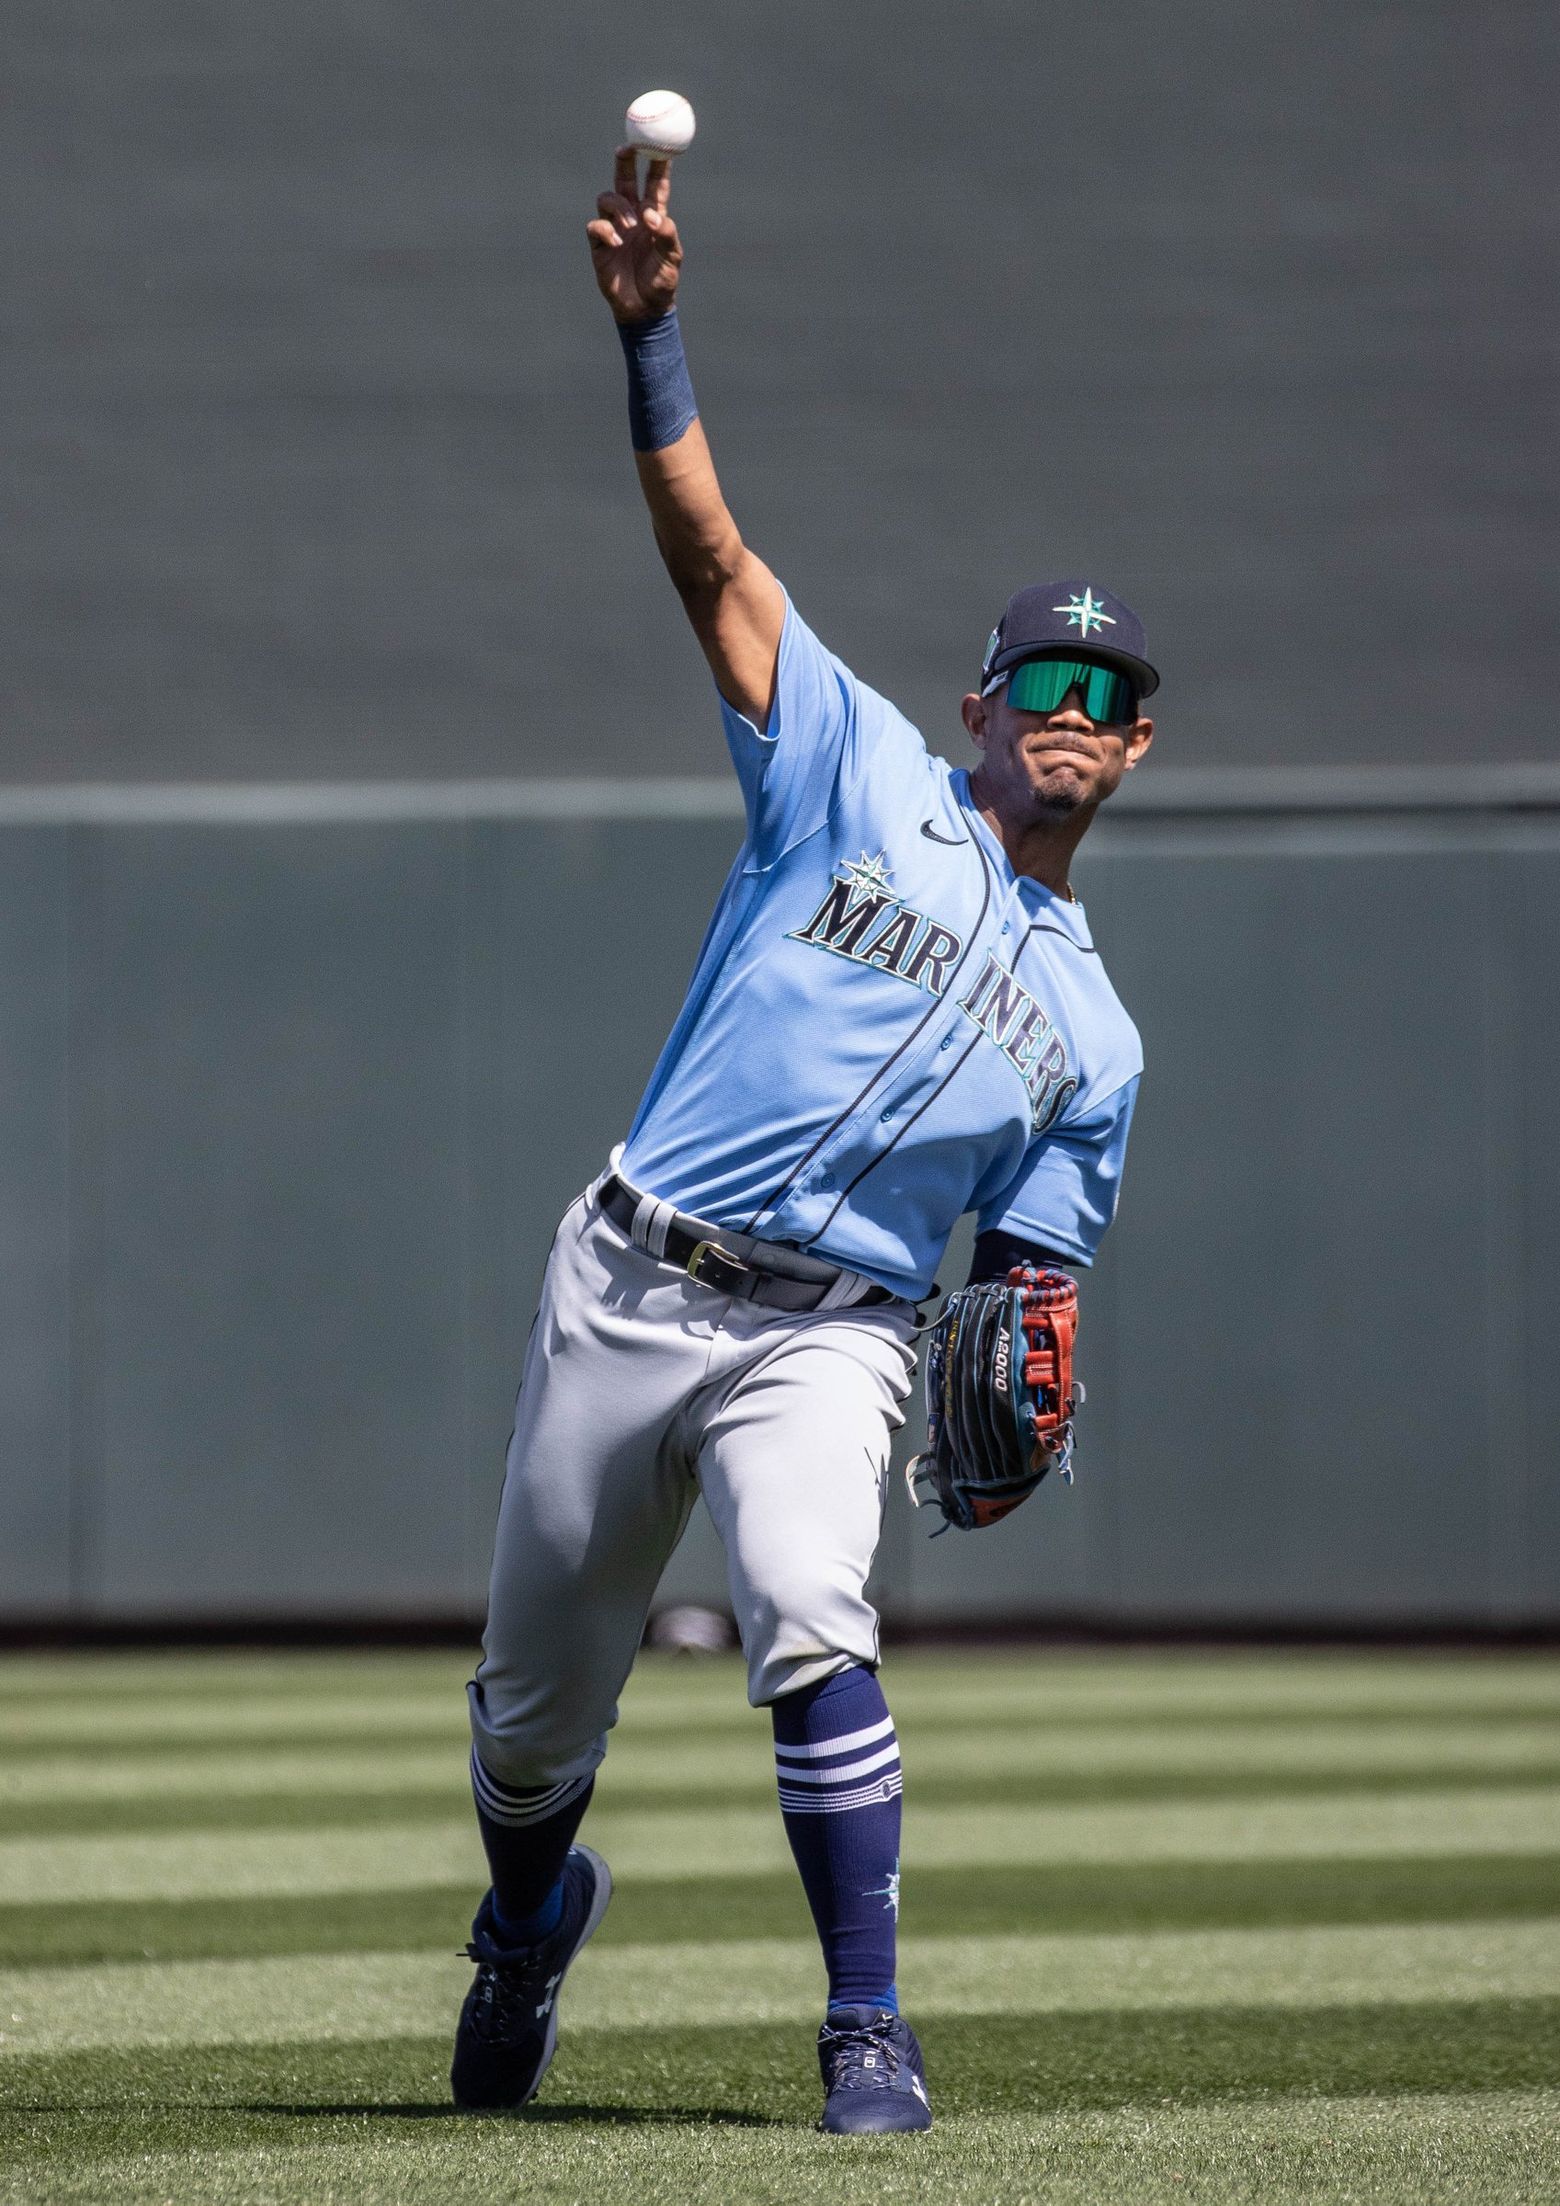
[8,0,1554,784]
[1,767,1557,1632]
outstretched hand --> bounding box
[587,147,683,323]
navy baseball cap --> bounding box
[981,579,1159,699]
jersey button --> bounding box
[940,1034,955,1051]
[1001,921,1011,934]
[817,1171,836,1191]
[879,1108,894,1123]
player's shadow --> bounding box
[248,2101,779,2127]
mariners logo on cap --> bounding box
[1052,588,1116,639]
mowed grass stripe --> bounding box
[0,1695,473,1748]
[3,2092,1558,2206]
[14,1703,1560,1765]
[0,1654,475,1699]
[9,1719,1558,1806]
[4,1920,1557,2055]
[6,1701,1558,1758]
[5,2093,1560,2206]
[647,1652,1560,1716]
[0,1653,476,1701]
[3,1787,1557,1906]
[6,1765,1559,1844]
[4,1652,1558,1742]
[5,1855,1560,1969]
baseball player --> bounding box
[451,146,1156,2134]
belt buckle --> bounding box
[687,1239,751,1295]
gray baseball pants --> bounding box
[468,1162,920,1795]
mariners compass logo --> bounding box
[1052,588,1115,638]
[840,850,894,899]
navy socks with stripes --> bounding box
[469,1750,595,1947]
[772,1664,902,2013]
[470,1665,902,1996]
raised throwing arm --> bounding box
[587,147,785,727]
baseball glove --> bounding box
[906,1265,1082,1532]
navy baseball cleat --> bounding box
[816,2006,933,2134]
[450,1845,612,2110]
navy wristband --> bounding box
[618,308,699,453]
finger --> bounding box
[643,210,682,262]
[585,218,622,252]
[613,144,641,202]
[596,189,637,229]
[644,157,672,213]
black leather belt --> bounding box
[598,1174,895,1311]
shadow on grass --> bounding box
[240,2101,779,2127]
[0,2096,778,2130]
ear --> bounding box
[1122,716,1154,770]
[961,691,990,751]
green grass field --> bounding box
[1,1648,1556,2204]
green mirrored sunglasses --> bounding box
[1002,655,1139,726]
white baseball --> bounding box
[625,89,696,158]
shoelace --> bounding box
[820,2014,906,2092]
[461,1945,549,2043]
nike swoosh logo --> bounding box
[920,819,968,845]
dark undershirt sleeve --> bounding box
[966,1228,1071,1286]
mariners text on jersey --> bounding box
[619,592,1142,1302]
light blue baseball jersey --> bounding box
[619,591,1142,1302]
